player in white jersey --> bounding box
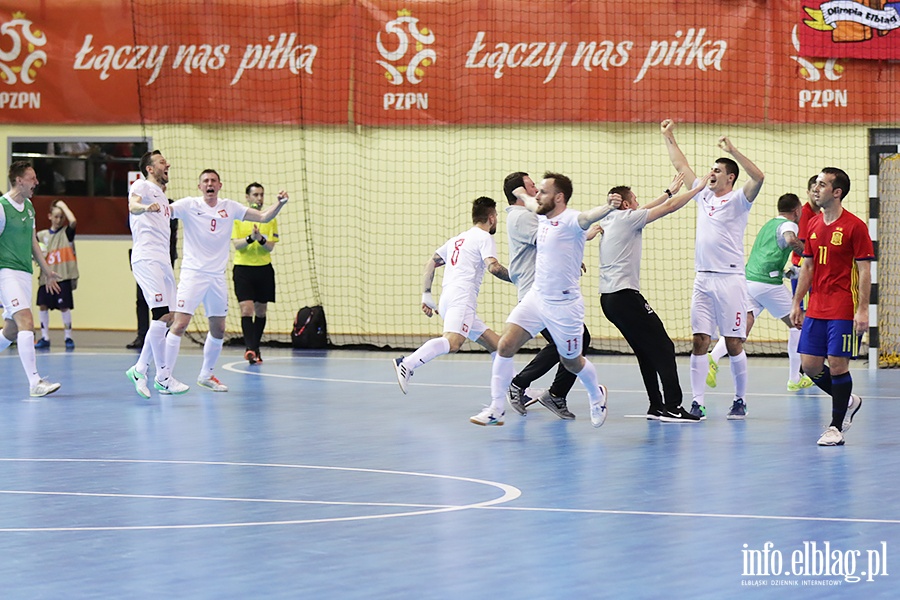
[165,169,289,393]
[392,197,511,398]
[661,119,765,420]
[125,150,184,398]
[475,172,620,428]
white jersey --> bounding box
[693,180,753,274]
[598,208,648,294]
[129,179,173,265]
[533,208,586,301]
[171,196,248,273]
[434,226,497,308]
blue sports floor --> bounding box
[1,344,899,599]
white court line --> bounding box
[0,458,519,532]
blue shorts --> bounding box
[798,317,858,358]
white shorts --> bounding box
[691,272,749,338]
[0,268,33,319]
[506,288,585,359]
[438,295,487,342]
[132,259,177,310]
[746,280,792,320]
[175,268,229,317]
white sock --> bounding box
[17,331,40,387]
[161,331,183,382]
[710,336,727,363]
[200,333,224,379]
[690,354,707,404]
[61,310,73,339]
[403,337,451,372]
[140,320,166,377]
[39,310,50,341]
[788,328,802,382]
[490,355,515,412]
[575,358,603,405]
[730,351,748,400]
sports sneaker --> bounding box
[392,357,412,394]
[29,378,60,397]
[34,338,50,349]
[659,406,702,423]
[843,394,862,432]
[589,385,608,428]
[198,375,228,392]
[244,349,258,365]
[64,338,75,350]
[689,401,707,421]
[646,405,665,421]
[255,349,263,364]
[817,426,845,446]
[537,391,576,420]
[154,377,190,395]
[470,406,504,426]
[787,374,814,392]
[727,398,747,420]
[507,383,531,416]
[125,366,151,399]
[705,353,718,388]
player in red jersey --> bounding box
[790,167,874,447]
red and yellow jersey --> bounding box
[802,209,874,320]
[791,202,817,267]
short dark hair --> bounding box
[807,174,818,191]
[138,150,162,178]
[777,193,801,213]
[245,182,264,195]
[822,167,850,200]
[199,169,221,182]
[503,172,528,205]
[608,185,632,207]
[716,157,740,183]
[543,171,572,203]
[8,160,32,185]
[472,196,496,224]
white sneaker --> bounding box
[125,366,150,399]
[154,376,190,395]
[590,385,609,428]
[392,357,412,394]
[198,375,228,392]
[469,406,504,426]
[30,378,61,398]
[843,394,862,432]
[817,426,845,446]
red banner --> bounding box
[797,1,900,58]
[0,1,352,124]
[0,0,897,125]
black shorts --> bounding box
[37,279,76,310]
[233,264,276,303]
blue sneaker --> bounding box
[689,401,707,421]
[65,338,75,350]
[34,338,50,349]
[727,398,747,420]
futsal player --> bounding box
[661,119,765,420]
[478,172,618,427]
[392,197,511,401]
[790,167,873,446]
[165,170,288,393]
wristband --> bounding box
[258,236,267,245]
[665,189,673,198]
[246,235,254,245]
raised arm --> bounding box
[54,200,77,228]
[243,190,289,223]
[660,119,697,184]
[577,195,622,229]
[512,187,539,213]
[783,230,804,256]
[645,174,711,224]
[718,136,765,202]
[128,193,159,215]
